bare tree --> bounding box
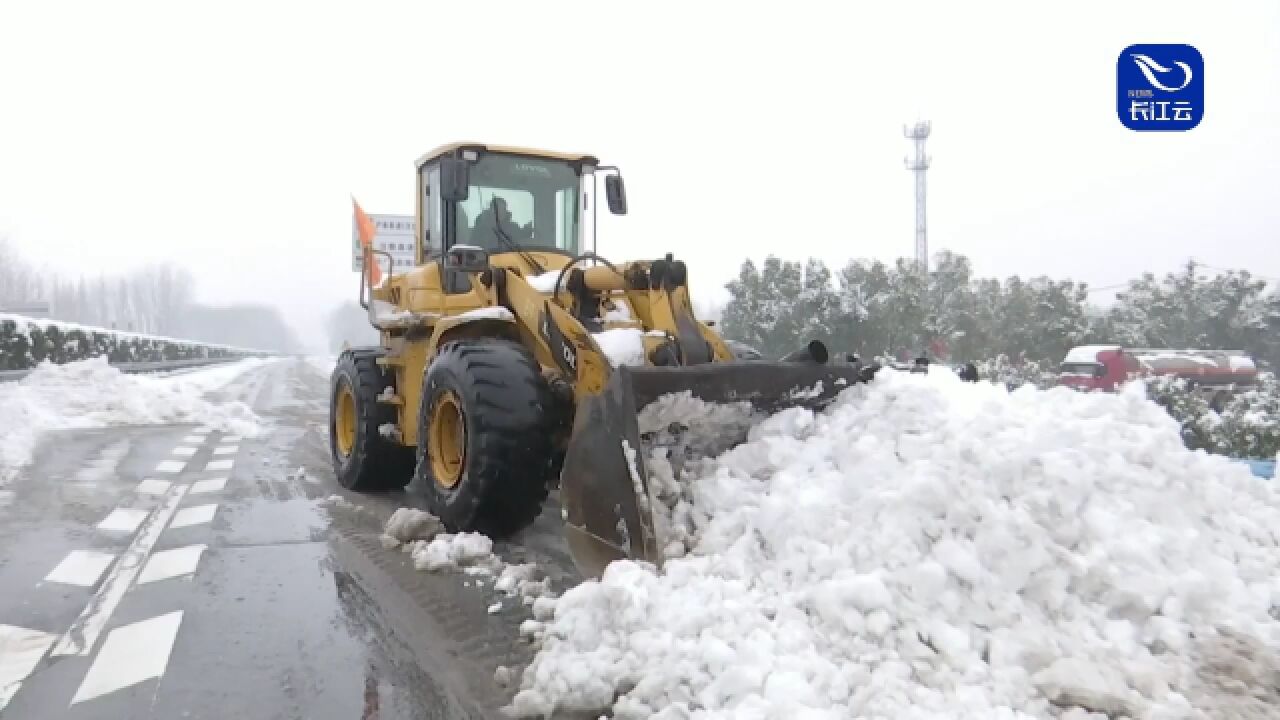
[0,236,45,308]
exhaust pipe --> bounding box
[779,340,829,364]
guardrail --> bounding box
[0,356,246,384]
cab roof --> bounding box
[415,142,600,169]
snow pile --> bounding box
[593,328,647,367]
[636,391,763,559]
[0,356,263,485]
[509,370,1280,719]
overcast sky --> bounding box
[2,1,1277,353]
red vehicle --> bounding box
[1057,345,1258,409]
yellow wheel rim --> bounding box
[335,383,357,458]
[429,390,466,489]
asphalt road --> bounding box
[0,358,581,720]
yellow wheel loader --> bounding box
[329,142,879,579]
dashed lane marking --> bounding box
[0,490,12,508]
[97,508,149,534]
[170,504,218,529]
[137,545,207,585]
[222,435,242,443]
[205,458,234,472]
[189,478,227,494]
[171,446,198,458]
[44,551,116,588]
[70,611,184,705]
[53,485,189,657]
[154,460,187,474]
[0,624,58,711]
[212,445,239,456]
[134,479,171,495]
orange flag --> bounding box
[352,196,383,286]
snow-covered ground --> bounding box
[510,369,1280,719]
[304,354,336,379]
[0,356,265,486]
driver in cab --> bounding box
[470,196,533,251]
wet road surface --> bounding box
[0,358,581,720]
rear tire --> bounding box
[329,349,416,492]
[413,338,556,537]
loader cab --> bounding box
[414,143,627,268]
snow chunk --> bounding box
[0,356,263,486]
[382,507,443,546]
[411,532,495,571]
[525,272,564,293]
[592,328,647,367]
[508,370,1280,719]
[601,300,634,323]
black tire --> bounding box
[329,349,416,491]
[412,337,555,537]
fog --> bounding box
[1,1,1277,353]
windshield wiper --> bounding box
[488,199,546,275]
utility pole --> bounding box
[904,121,931,273]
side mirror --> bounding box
[440,158,470,202]
[605,174,627,215]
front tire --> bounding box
[329,349,416,491]
[413,338,556,536]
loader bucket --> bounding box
[558,353,878,580]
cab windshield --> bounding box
[454,154,581,255]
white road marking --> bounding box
[154,460,186,474]
[0,490,12,507]
[192,427,212,435]
[137,544,207,584]
[170,503,218,529]
[205,458,234,471]
[44,551,116,587]
[134,479,171,495]
[190,478,227,494]
[54,486,188,656]
[97,508,149,534]
[0,624,57,711]
[71,611,183,705]
[180,435,204,444]
[222,435,242,443]
[213,445,239,456]
[171,446,198,457]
